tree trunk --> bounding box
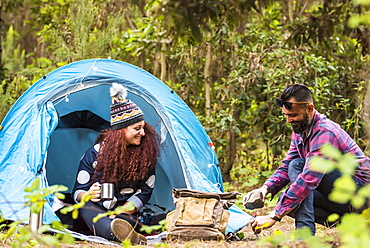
[153,45,160,76]
[222,128,236,182]
[139,51,146,70]
[363,82,370,149]
[0,0,3,83]
[204,43,212,119]
[160,44,166,82]
[288,0,293,23]
[222,107,240,182]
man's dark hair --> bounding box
[280,84,313,103]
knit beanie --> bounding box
[110,83,144,130]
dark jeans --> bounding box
[287,158,367,235]
[79,201,143,240]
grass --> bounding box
[55,216,339,247]
[0,207,340,248]
[0,218,339,248]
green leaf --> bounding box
[24,186,34,193]
[81,192,91,202]
[241,177,259,187]
[357,184,370,198]
[5,224,17,238]
[334,175,357,192]
[72,209,79,219]
[290,227,312,240]
[51,220,66,230]
[361,208,370,218]
[93,213,107,223]
[61,233,75,244]
[329,175,356,204]
[337,213,367,234]
[54,193,65,199]
[310,156,335,173]
[337,153,358,175]
[47,185,68,193]
[140,224,163,234]
[329,190,351,204]
[40,235,60,247]
[30,203,42,214]
[59,205,74,214]
[31,178,41,189]
[327,213,339,222]
[320,144,342,160]
[350,194,366,209]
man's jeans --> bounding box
[287,158,367,235]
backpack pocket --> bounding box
[175,197,219,226]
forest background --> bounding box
[1,0,370,247]
[1,0,370,197]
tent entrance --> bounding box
[58,110,109,131]
[45,109,109,192]
[45,83,186,212]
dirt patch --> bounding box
[55,216,338,247]
[1,209,340,247]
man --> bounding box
[247,84,370,235]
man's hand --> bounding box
[250,215,277,234]
[243,185,269,209]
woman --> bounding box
[72,83,160,245]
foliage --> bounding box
[24,178,67,214]
[59,189,91,220]
[140,219,167,234]
[36,0,123,63]
[349,0,370,28]
[259,227,333,248]
[0,82,13,123]
[311,144,370,209]
[92,202,135,223]
[336,211,370,248]
[1,178,74,247]
[256,145,370,247]
[1,1,369,183]
[1,2,370,247]
[146,0,258,43]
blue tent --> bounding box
[0,58,250,233]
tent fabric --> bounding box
[0,58,251,232]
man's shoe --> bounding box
[110,218,147,245]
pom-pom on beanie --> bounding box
[110,83,144,130]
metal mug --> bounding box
[29,206,44,232]
[101,183,114,200]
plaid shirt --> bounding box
[264,111,370,216]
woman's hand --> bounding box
[89,182,101,202]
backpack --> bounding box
[166,188,239,241]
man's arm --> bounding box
[264,138,301,197]
[274,128,338,217]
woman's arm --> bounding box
[124,169,156,212]
[119,201,138,214]
[72,145,100,203]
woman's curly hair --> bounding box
[93,122,160,187]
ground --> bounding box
[48,213,340,247]
[52,216,339,248]
[1,208,340,247]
